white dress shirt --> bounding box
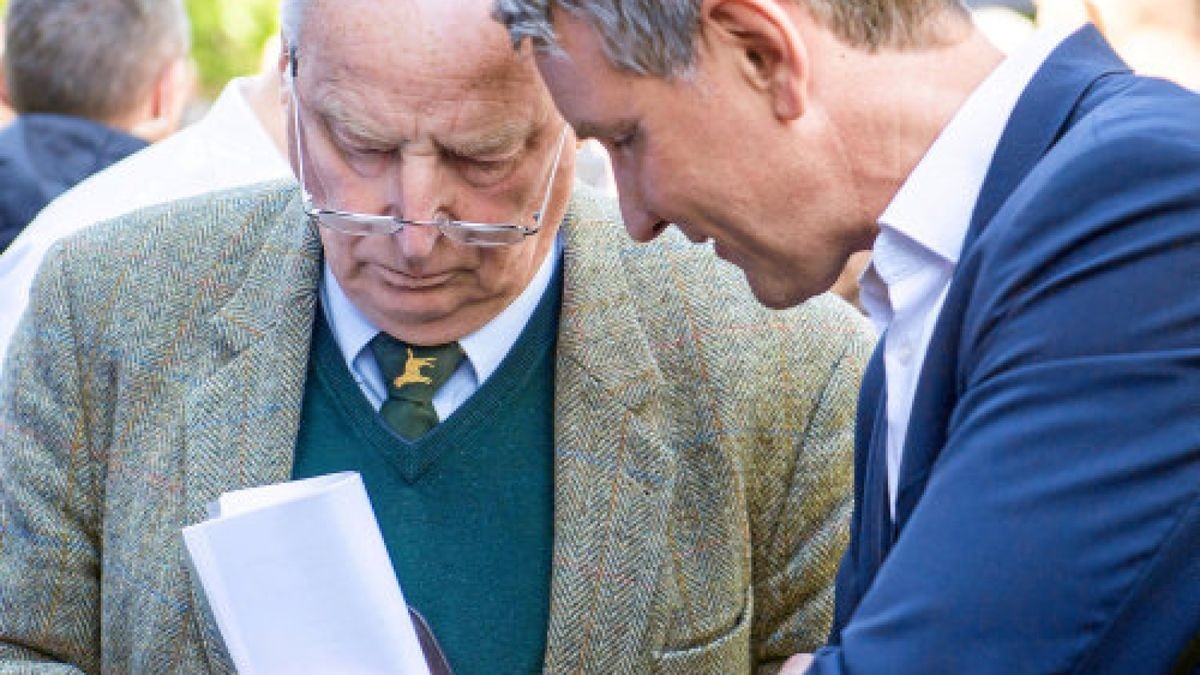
[0,77,292,367]
[320,231,563,421]
[858,26,1073,517]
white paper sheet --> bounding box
[183,472,431,675]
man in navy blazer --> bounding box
[494,0,1200,671]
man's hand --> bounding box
[780,653,814,674]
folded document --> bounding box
[182,472,433,675]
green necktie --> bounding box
[370,334,465,440]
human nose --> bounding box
[392,220,440,259]
[612,167,666,243]
[388,158,444,259]
[391,155,444,223]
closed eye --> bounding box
[341,137,393,157]
[605,124,639,152]
[447,152,520,186]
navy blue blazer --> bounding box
[814,27,1200,673]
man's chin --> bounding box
[369,294,502,345]
[746,274,817,310]
[367,301,457,341]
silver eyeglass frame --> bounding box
[287,48,568,247]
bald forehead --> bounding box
[301,0,522,76]
[296,0,556,152]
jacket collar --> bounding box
[965,25,1129,246]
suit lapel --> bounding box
[833,338,891,635]
[893,26,1130,530]
[861,342,893,576]
[543,193,678,673]
[181,194,322,669]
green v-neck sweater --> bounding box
[291,273,561,674]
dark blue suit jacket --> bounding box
[814,27,1200,673]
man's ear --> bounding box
[131,57,193,143]
[699,0,808,121]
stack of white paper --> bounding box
[183,472,431,675]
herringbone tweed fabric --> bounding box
[0,180,874,674]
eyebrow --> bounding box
[318,95,396,146]
[570,117,634,142]
[571,120,602,140]
[439,121,531,159]
[315,92,533,158]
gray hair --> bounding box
[493,0,967,77]
[3,0,190,122]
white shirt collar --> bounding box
[321,264,380,374]
[876,25,1074,272]
[321,231,563,386]
[861,25,1073,331]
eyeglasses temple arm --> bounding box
[287,47,316,207]
[534,126,569,228]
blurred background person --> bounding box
[974,4,1037,53]
[1034,0,1088,27]
[1039,0,1200,90]
[0,34,291,367]
[0,0,192,252]
[0,24,13,127]
[968,0,1035,13]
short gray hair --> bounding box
[493,0,968,77]
[4,0,190,122]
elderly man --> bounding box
[0,0,192,251]
[494,0,1200,672]
[0,0,874,672]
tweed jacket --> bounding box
[0,181,873,674]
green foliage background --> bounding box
[0,0,281,103]
[185,0,280,100]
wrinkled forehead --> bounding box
[290,0,535,93]
[295,0,551,138]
